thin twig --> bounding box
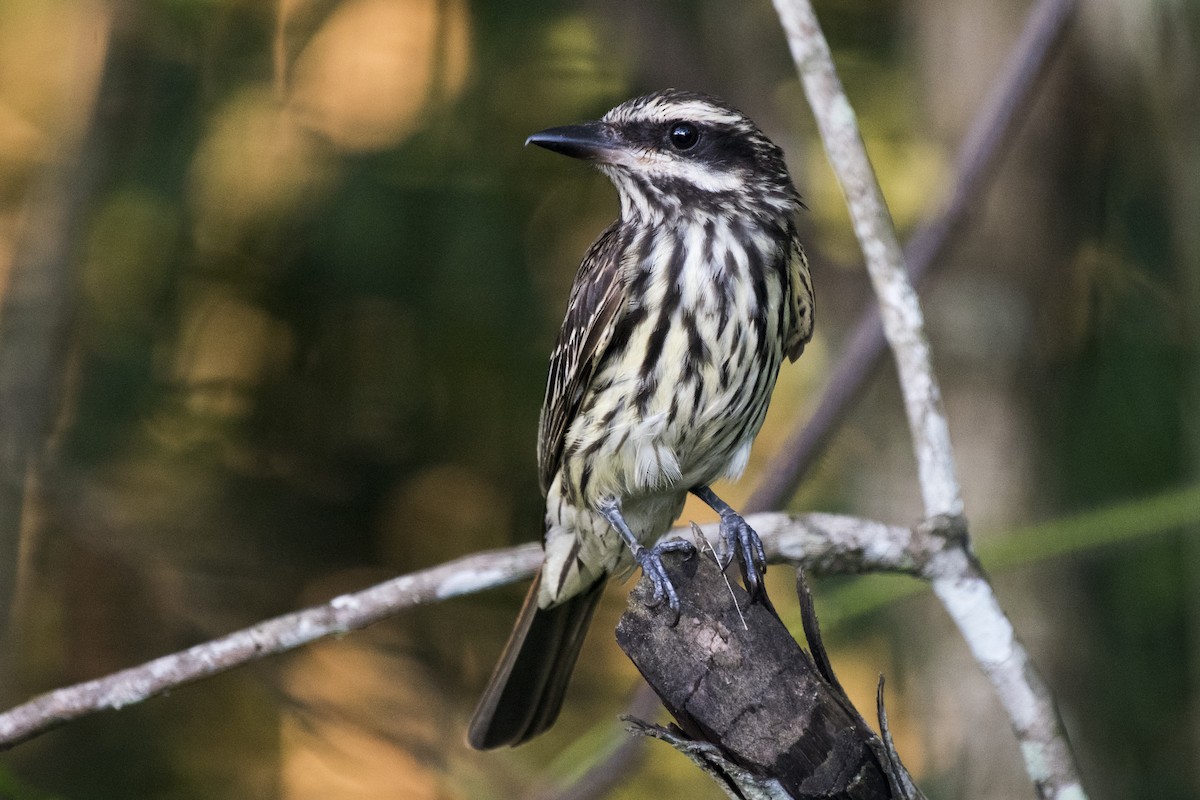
[772,0,1086,798]
[692,521,748,630]
[0,543,540,749]
[0,513,924,751]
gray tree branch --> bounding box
[747,0,1078,513]
[617,551,922,799]
[0,512,926,751]
[771,1,1086,798]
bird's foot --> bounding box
[633,538,696,618]
[716,510,767,602]
[596,496,696,620]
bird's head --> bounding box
[527,89,800,224]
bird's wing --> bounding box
[784,235,815,362]
[538,222,628,495]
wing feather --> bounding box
[537,223,629,495]
[784,236,814,362]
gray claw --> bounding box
[634,537,696,620]
[719,511,767,600]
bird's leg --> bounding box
[691,485,767,602]
[597,497,694,615]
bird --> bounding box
[468,89,814,750]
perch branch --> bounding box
[615,552,907,799]
[0,544,543,749]
[771,0,1085,798]
[0,512,926,751]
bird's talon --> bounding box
[633,539,689,617]
[717,510,768,600]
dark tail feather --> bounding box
[467,571,604,749]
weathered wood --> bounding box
[616,549,913,799]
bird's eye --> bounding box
[668,122,700,151]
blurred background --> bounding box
[0,0,1196,797]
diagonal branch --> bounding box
[0,512,925,751]
[771,0,1086,798]
[773,0,961,519]
[748,0,1078,513]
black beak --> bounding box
[526,121,625,163]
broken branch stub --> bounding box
[615,552,911,799]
